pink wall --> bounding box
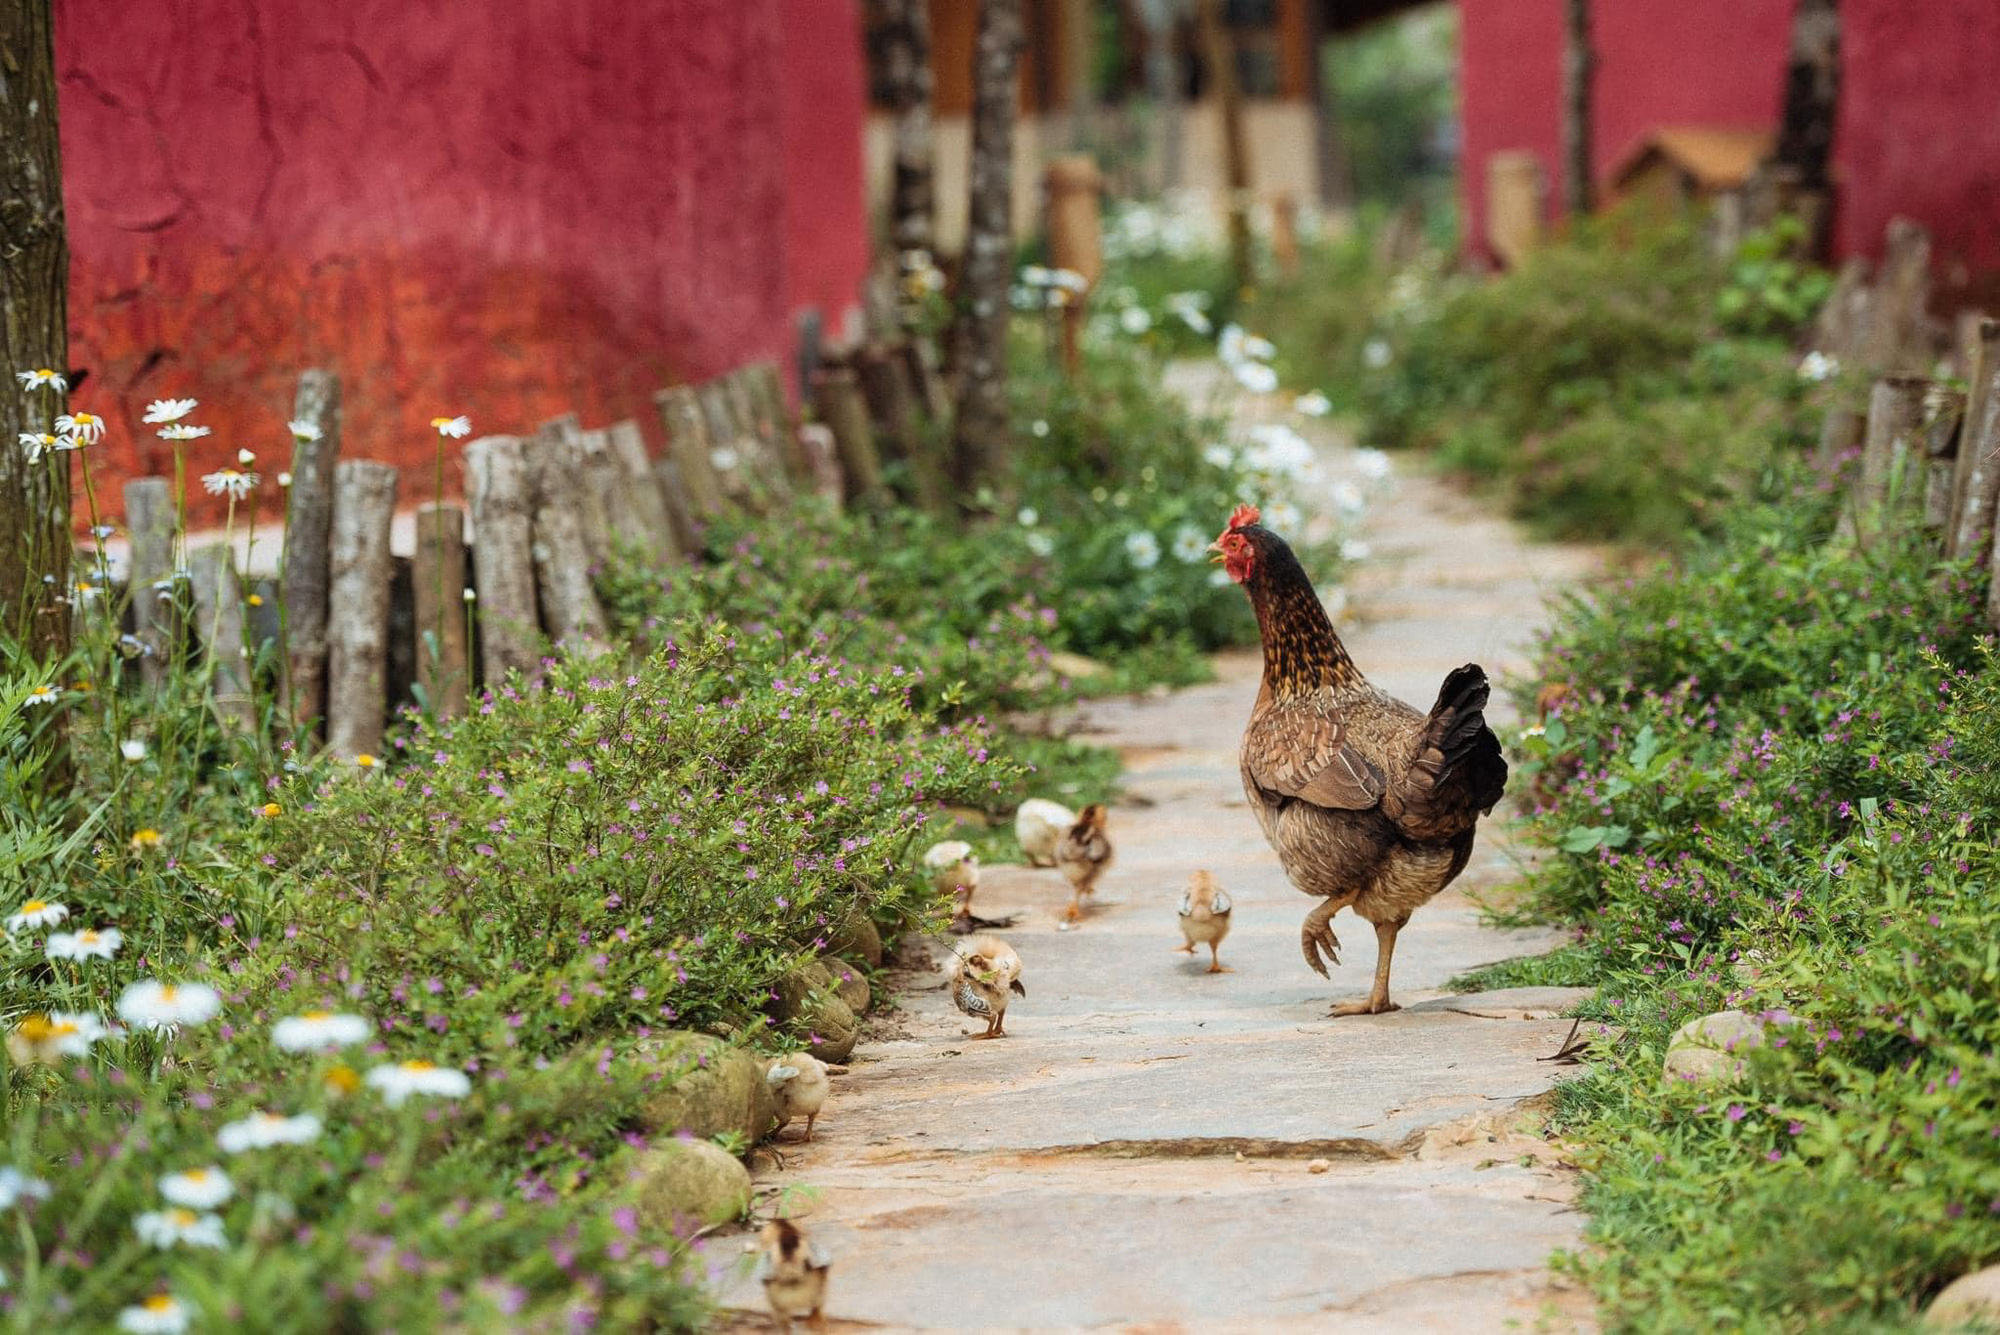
[56,0,870,522]
[1458,0,2000,280]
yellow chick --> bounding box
[1054,803,1114,925]
[1175,869,1234,973]
[756,1217,831,1333]
[949,934,1024,1039]
[1014,797,1077,867]
[765,1052,832,1142]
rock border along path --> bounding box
[719,368,1606,1332]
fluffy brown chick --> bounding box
[1054,803,1114,925]
[756,1217,830,1333]
[948,934,1025,1039]
[1175,869,1234,973]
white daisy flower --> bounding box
[117,1294,190,1334]
[1202,443,1235,470]
[158,1166,233,1210]
[1521,723,1548,739]
[17,432,58,462]
[121,738,148,762]
[431,415,472,439]
[15,368,66,392]
[1264,501,1304,533]
[287,418,322,442]
[142,399,198,424]
[1168,294,1213,336]
[200,469,258,500]
[709,446,741,472]
[1218,323,1248,365]
[462,586,476,602]
[216,1110,323,1154]
[1171,526,1209,563]
[1049,268,1089,293]
[236,448,256,466]
[1025,531,1055,558]
[1363,338,1392,369]
[271,1010,372,1051]
[1124,530,1162,571]
[277,471,294,487]
[1232,361,1279,394]
[1119,306,1152,335]
[1331,482,1366,517]
[6,1011,108,1066]
[117,980,223,1031]
[1019,264,1053,287]
[1016,507,1039,527]
[1339,538,1373,561]
[366,1059,472,1107]
[134,1207,227,1250]
[46,927,121,961]
[1030,418,1050,438]
[0,1167,52,1210]
[6,899,68,932]
[157,423,210,441]
[1294,390,1331,417]
[1798,350,1840,383]
[1353,448,1393,481]
[54,412,105,444]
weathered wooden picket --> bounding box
[111,351,945,759]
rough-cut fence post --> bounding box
[122,478,175,686]
[902,338,951,424]
[529,421,610,655]
[283,369,342,732]
[746,361,808,479]
[796,423,845,509]
[412,502,470,719]
[187,543,255,731]
[325,461,398,760]
[536,414,611,566]
[653,387,728,518]
[855,342,947,512]
[814,365,887,509]
[1947,318,2000,561]
[1861,219,1932,377]
[1849,377,1931,548]
[1921,389,1965,532]
[605,418,680,565]
[462,435,542,685]
[650,456,703,559]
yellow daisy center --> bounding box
[159,986,179,1001]
[20,899,46,913]
[16,1016,54,1040]
[401,1060,436,1072]
[260,803,281,817]
[354,753,377,768]
[303,1010,332,1021]
[184,1168,208,1182]
[144,1295,176,1313]
[324,1065,361,1094]
[169,1208,196,1226]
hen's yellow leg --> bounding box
[1207,943,1232,974]
[1329,918,1404,1017]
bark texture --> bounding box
[606,418,682,564]
[948,0,1025,489]
[875,0,935,256]
[654,386,729,517]
[462,435,542,684]
[1561,0,1595,216]
[412,502,470,719]
[325,460,398,760]
[283,369,343,729]
[0,0,72,663]
[187,543,255,731]
[122,477,175,686]
[1948,320,2000,560]
[529,420,610,654]
[816,366,887,509]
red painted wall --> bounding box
[56,0,870,523]
[1458,0,2000,279]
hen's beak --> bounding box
[1207,540,1225,564]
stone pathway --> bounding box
[718,374,1605,1332]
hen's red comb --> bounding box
[1228,503,1261,530]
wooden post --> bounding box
[1849,377,1930,547]
[533,414,611,566]
[814,366,888,508]
[1560,0,1595,217]
[1771,0,1840,256]
[1045,154,1104,376]
[745,361,808,479]
[529,422,611,655]
[1862,219,1932,377]
[1196,0,1253,293]
[902,339,952,424]
[122,478,176,686]
[855,343,948,511]
[796,423,845,509]
[1270,193,1302,279]
[875,0,936,260]
[653,387,729,517]
[1486,152,1546,269]
[1946,318,2000,559]
[606,418,682,564]
[412,502,470,719]
[726,368,794,504]
[187,543,255,731]
[462,435,542,684]
[282,369,342,732]
[324,460,398,760]
[1921,389,1965,532]
[650,457,704,557]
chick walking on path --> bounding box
[1176,869,1234,973]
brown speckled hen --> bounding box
[1213,504,1507,1016]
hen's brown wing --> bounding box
[1243,692,1386,811]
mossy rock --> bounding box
[769,962,835,1023]
[826,910,884,968]
[801,990,859,1063]
[631,1030,776,1142]
[1925,1264,2000,1329]
[632,1137,752,1230]
[823,956,871,1014]
[1662,1010,1769,1084]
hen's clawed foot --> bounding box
[1327,998,1399,1018]
[1299,902,1343,978]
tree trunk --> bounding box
[1561,0,1595,217]
[876,0,935,258]
[1197,0,1253,292]
[412,502,470,719]
[1773,0,1840,200]
[948,0,1026,489]
[282,369,342,732]
[462,434,543,684]
[0,0,72,665]
[324,461,398,761]
[1133,0,1184,194]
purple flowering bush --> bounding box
[1494,474,2000,1330]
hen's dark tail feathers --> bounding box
[1427,663,1508,815]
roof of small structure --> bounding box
[1611,126,1777,190]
